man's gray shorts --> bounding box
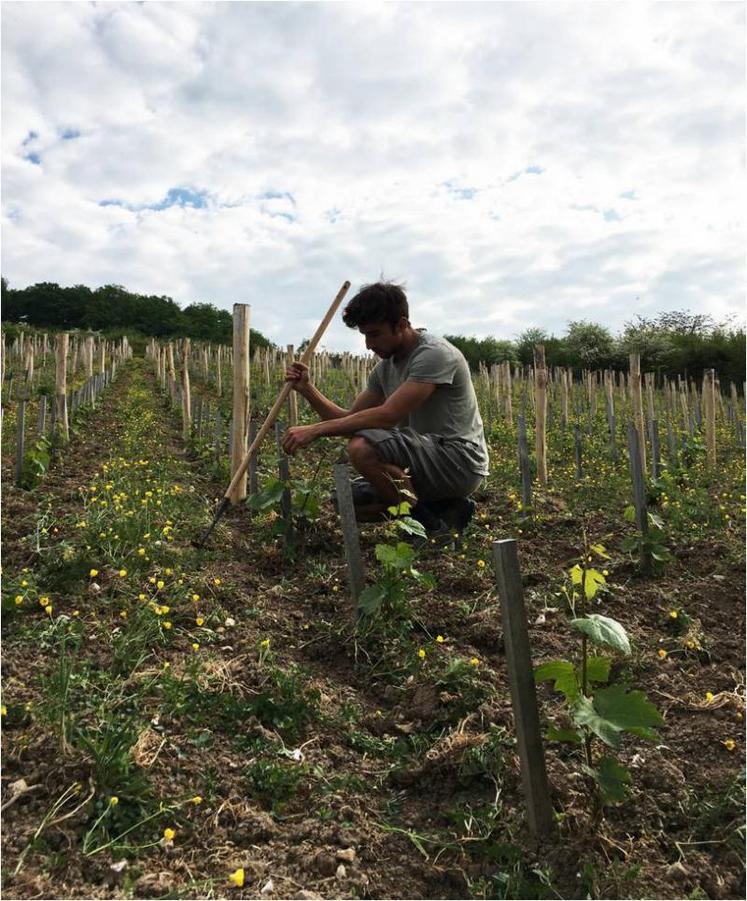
[354,428,485,501]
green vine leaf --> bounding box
[535,660,578,703]
[571,614,631,656]
[595,757,631,803]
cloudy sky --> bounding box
[2,1,744,351]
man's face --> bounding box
[359,319,406,358]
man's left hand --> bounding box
[282,424,320,455]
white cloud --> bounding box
[1,1,744,351]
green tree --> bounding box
[564,321,615,369]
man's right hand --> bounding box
[285,362,311,392]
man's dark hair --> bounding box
[342,281,409,330]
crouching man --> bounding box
[281,281,489,540]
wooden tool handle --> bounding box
[222,280,351,501]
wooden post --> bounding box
[55,333,70,443]
[604,371,617,461]
[230,304,251,504]
[492,539,554,838]
[15,399,27,487]
[286,344,298,427]
[216,345,222,397]
[648,419,661,480]
[533,345,548,488]
[37,395,47,436]
[85,335,95,407]
[213,410,223,463]
[166,342,176,402]
[334,463,366,608]
[629,354,647,475]
[517,414,533,511]
[645,372,655,423]
[561,368,569,431]
[704,369,716,467]
[627,423,651,575]
[503,360,513,425]
[181,338,192,441]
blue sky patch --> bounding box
[61,128,81,140]
[21,131,38,146]
[603,208,622,222]
[99,187,208,212]
[24,152,41,165]
[443,180,476,199]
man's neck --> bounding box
[393,326,421,362]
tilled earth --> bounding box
[1,361,745,900]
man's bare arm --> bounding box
[313,381,437,437]
[286,362,383,421]
[297,384,383,420]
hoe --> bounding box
[193,280,351,548]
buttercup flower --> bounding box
[228,868,245,888]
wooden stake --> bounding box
[229,304,251,504]
[627,423,651,575]
[704,369,716,467]
[55,333,70,443]
[492,539,554,838]
[533,345,548,488]
[629,354,647,474]
[181,338,192,441]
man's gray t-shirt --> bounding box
[366,330,489,476]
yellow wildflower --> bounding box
[418,648,426,659]
[476,559,486,568]
[110,796,119,806]
[44,605,53,615]
[163,827,176,842]
[658,649,667,659]
[436,635,445,643]
[89,569,99,578]
[195,617,204,626]
[705,691,714,702]
[722,739,736,751]
[228,868,245,888]
[190,795,203,805]
[469,657,480,667]
[118,569,127,578]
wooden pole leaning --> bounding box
[194,280,351,547]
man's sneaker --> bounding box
[420,497,476,533]
[407,502,455,550]
[329,477,392,523]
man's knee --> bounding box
[347,436,379,466]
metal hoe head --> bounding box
[192,497,231,549]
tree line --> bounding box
[0,279,273,350]
[2,279,743,384]
[446,313,745,385]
